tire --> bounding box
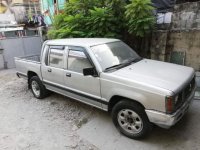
[30,76,49,99]
[111,100,152,139]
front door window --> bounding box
[68,49,92,73]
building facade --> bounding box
[0,0,41,24]
[41,0,66,25]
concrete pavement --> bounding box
[78,100,200,150]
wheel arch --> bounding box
[27,71,39,88]
[108,95,145,112]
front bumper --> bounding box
[145,88,195,128]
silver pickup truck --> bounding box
[15,38,196,139]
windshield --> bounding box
[91,41,140,71]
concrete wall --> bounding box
[166,30,200,70]
[151,1,200,71]
[172,1,200,30]
[0,36,42,69]
[0,43,4,69]
[151,31,168,61]
[0,14,16,23]
[0,50,4,70]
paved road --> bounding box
[0,69,200,150]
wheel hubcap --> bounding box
[31,81,40,97]
[117,109,143,134]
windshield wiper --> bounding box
[104,63,127,71]
[104,57,142,72]
[127,57,143,64]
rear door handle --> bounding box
[48,68,52,72]
[66,73,71,77]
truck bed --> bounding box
[15,55,40,63]
[15,55,42,79]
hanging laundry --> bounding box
[24,14,46,27]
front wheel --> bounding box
[30,76,49,99]
[111,100,152,139]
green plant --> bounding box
[48,13,86,39]
[125,0,155,37]
[48,0,155,40]
[64,0,101,15]
[48,0,123,39]
[107,0,126,20]
[85,7,119,37]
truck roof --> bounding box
[45,38,120,47]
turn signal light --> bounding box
[166,96,175,113]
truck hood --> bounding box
[113,59,195,93]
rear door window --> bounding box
[48,46,65,69]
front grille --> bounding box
[185,77,195,98]
[175,76,195,110]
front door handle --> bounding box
[47,68,52,72]
[66,73,71,77]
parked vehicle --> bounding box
[15,38,196,139]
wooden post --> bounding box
[33,1,37,15]
[56,0,59,14]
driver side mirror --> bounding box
[83,67,97,77]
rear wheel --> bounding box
[30,76,49,99]
[111,100,152,139]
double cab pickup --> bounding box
[15,38,196,139]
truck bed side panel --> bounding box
[15,57,42,80]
